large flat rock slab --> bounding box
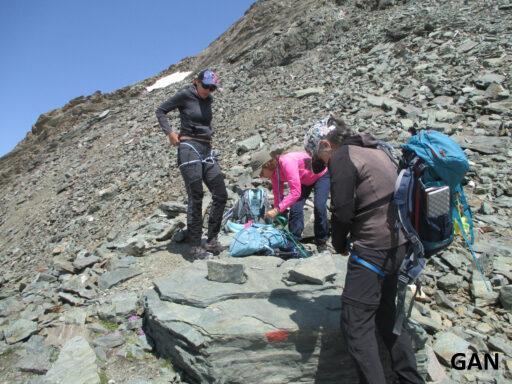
[145,255,358,383]
[153,255,347,308]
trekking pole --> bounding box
[273,215,311,258]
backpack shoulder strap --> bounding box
[377,140,400,168]
[394,167,425,259]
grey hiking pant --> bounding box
[177,140,227,246]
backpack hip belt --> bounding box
[350,252,386,278]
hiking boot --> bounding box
[316,241,328,253]
[189,246,214,260]
[204,238,226,255]
[174,228,189,243]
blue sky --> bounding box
[0,0,254,157]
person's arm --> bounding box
[156,90,185,145]
[277,159,302,213]
[330,148,358,254]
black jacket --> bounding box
[156,85,213,140]
[329,134,406,253]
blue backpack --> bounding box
[395,129,473,258]
[392,130,486,335]
[233,188,270,223]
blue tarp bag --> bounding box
[229,223,288,257]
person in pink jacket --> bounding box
[250,150,330,250]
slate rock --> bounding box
[20,304,46,321]
[97,185,118,200]
[207,260,247,284]
[52,256,76,274]
[425,344,447,382]
[432,96,453,107]
[17,336,54,374]
[236,134,263,155]
[410,306,444,334]
[433,332,471,366]
[293,87,324,98]
[0,296,24,317]
[487,335,512,357]
[474,73,505,89]
[158,202,187,218]
[72,255,100,270]
[92,332,125,349]
[107,255,137,271]
[43,324,90,347]
[58,292,85,306]
[439,252,466,270]
[117,236,147,257]
[287,254,337,285]
[485,83,509,100]
[453,135,510,155]
[4,319,38,344]
[471,274,498,306]
[437,273,463,292]
[63,308,88,325]
[111,291,139,317]
[434,110,461,123]
[479,201,494,215]
[488,99,512,115]
[155,220,186,241]
[500,285,512,312]
[43,336,100,384]
[457,39,478,53]
[60,275,95,299]
[435,290,456,310]
[98,267,142,290]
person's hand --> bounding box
[168,132,180,146]
[265,208,279,219]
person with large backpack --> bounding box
[156,69,227,259]
[312,116,424,384]
[249,149,330,251]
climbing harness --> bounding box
[350,253,386,279]
[178,142,216,168]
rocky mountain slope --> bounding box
[1,0,511,383]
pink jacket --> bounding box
[271,152,327,213]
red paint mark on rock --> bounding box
[265,329,289,343]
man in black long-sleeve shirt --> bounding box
[156,70,227,258]
[312,117,424,384]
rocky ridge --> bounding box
[0,0,512,383]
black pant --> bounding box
[341,245,424,384]
[177,140,227,246]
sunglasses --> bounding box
[200,82,216,92]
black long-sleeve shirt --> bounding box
[156,85,213,140]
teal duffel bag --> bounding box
[228,223,288,257]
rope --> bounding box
[178,142,215,168]
[273,215,311,258]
